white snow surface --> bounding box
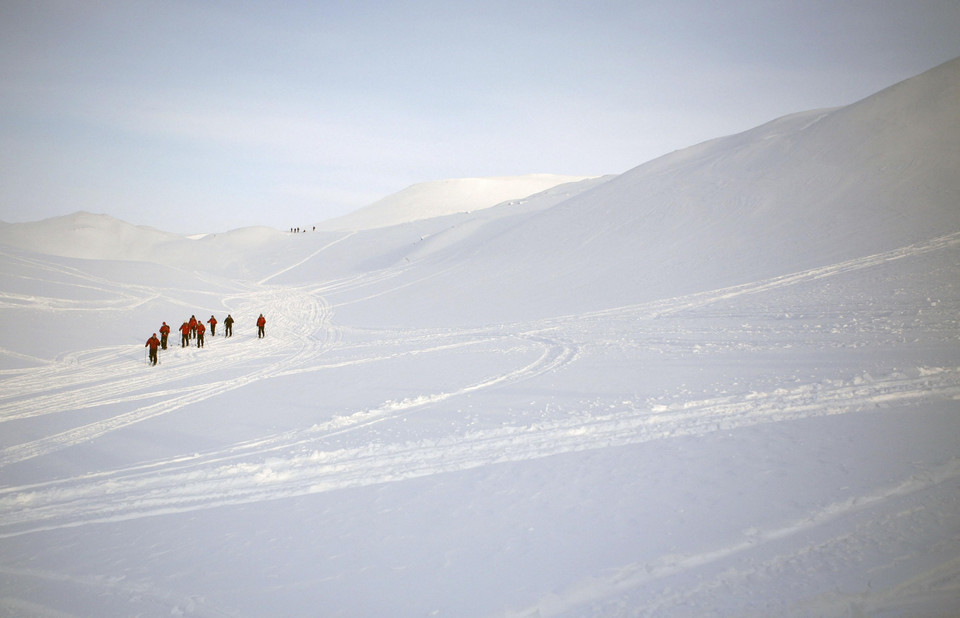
[0,57,959,617]
[314,174,604,231]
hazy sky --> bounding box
[2,1,959,234]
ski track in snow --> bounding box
[256,231,356,285]
[1,365,958,540]
[1,233,959,543]
[541,231,960,325]
[0,287,339,466]
[511,455,960,618]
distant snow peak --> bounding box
[67,211,110,227]
[316,173,600,231]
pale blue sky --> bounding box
[2,1,959,233]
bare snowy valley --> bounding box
[0,58,959,617]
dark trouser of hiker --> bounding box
[160,334,168,350]
[258,325,265,338]
[182,334,189,347]
[225,324,232,337]
[210,324,216,336]
[197,334,204,348]
[149,348,158,365]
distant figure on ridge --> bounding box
[207,315,217,337]
[159,322,170,350]
[145,333,161,366]
[224,314,234,337]
[196,320,205,347]
[180,321,191,347]
[257,314,266,338]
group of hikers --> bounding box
[144,313,267,366]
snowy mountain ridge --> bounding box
[4,58,957,291]
[256,56,960,325]
[0,175,607,269]
[314,173,602,231]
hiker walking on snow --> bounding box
[207,315,217,337]
[180,321,191,347]
[189,315,198,340]
[159,322,170,350]
[196,321,206,347]
[145,333,161,366]
[257,314,266,338]
[224,314,234,337]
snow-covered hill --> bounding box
[261,56,960,327]
[0,58,958,617]
[0,211,183,262]
[315,174,601,231]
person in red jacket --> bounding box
[145,333,161,366]
[207,315,217,337]
[196,320,206,348]
[159,322,171,350]
[257,314,266,338]
[180,321,191,348]
[189,315,198,340]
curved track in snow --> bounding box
[1,233,958,543]
[1,364,957,540]
[0,286,337,466]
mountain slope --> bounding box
[2,58,957,325]
[0,177,614,284]
[0,212,182,262]
[315,173,599,231]
[319,57,960,326]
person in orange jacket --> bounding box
[257,314,266,338]
[158,322,171,350]
[189,315,198,339]
[180,321,191,348]
[145,333,161,366]
[207,315,217,337]
[196,321,206,347]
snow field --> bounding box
[1,58,959,616]
[1,224,958,615]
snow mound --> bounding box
[315,174,599,231]
[0,212,182,262]
[0,213,300,280]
